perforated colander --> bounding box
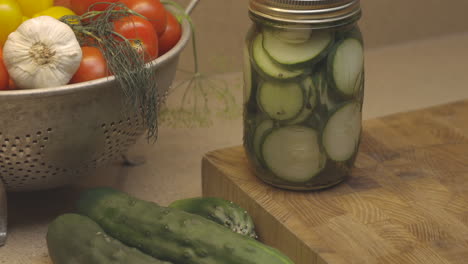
[0,4,194,192]
[0,1,199,246]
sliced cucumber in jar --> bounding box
[314,70,339,112]
[263,29,333,66]
[283,107,313,126]
[243,44,252,104]
[257,81,304,121]
[284,77,318,125]
[354,69,365,101]
[253,119,274,160]
[252,34,304,80]
[322,101,362,162]
[271,28,312,44]
[328,38,364,97]
[262,126,326,183]
[338,26,363,42]
[303,76,316,102]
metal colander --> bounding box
[0,3,194,192]
[0,0,200,246]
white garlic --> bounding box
[3,16,82,89]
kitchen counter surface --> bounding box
[1,32,468,263]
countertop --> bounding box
[1,32,468,263]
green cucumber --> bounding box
[284,77,318,125]
[262,126,326,183]
[328,38,364,97]
[252,33,304,80]
[169,197,258,239]
[322,101,362,162]
[263,29,333,66]
[77,187,295,264]
[257,80,304,121]
[47,214,170,264]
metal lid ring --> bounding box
[249,0,361,25]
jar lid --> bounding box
[249,0,361,25]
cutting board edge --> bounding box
[202,152,330,264]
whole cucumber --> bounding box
[77,187,294,264]
[169,197,258,239]
[46,213,172,264]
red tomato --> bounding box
[119,0,168,36]
[158,11,181,55]
[70,0,118,15]
[113,15,159,61]
[0,48,9,90]
[70,46,108,83]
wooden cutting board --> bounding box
[202,100,468,264]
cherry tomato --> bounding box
[70,0,118,15]
[113,15,159,61]
[16,0,52,17]
[0,48,9,90]
[158,11,181,55]
[119,0,167,36]
[0,0,23,46]
[70,47,108,83]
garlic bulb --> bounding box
[3,16,82,89]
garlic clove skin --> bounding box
[3,16,82,89]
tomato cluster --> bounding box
[68,0,182,84]
[0,0,182,90]
[70,0,181,55]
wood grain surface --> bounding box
[202,100,468,264]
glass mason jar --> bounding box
[243,0,364,190]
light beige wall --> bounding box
[175,0,468,76]
[360,0,468,48]
[175,0,250,76]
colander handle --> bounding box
[185,0,200,15]
[0,180,6,246]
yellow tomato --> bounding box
[33,6,75,19]
[22,15,29,22]
[16,0,53,17]
[0,0,23,46]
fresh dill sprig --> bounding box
[159,0,241,128]
[61,2,159,141]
